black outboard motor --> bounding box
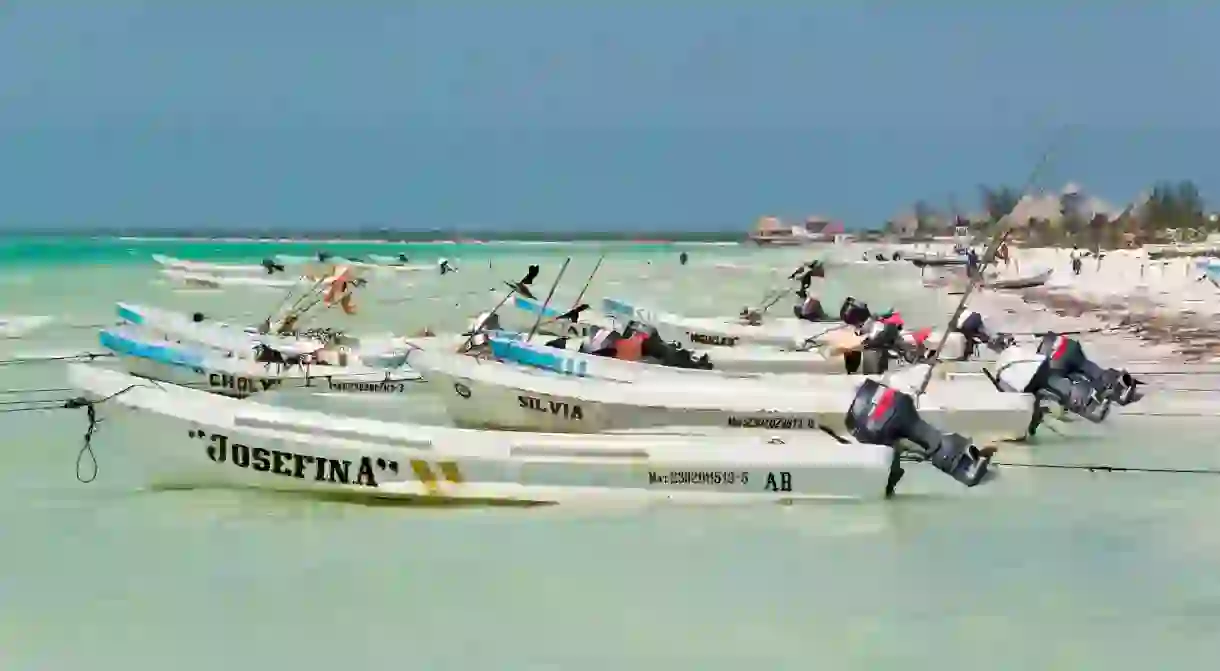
[191,312,206,323]
[892,251,902,261]
[792,297,828,322]
[839,297,872,327]
[993,334,1138,428]
[261,258,286,274]
[846,379,996,495]
[317,251,332,263]
[1035,334,1140,407]
[630,323,714,370]
[398,253,410,263]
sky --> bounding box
[1,1,1217,232]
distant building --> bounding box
[748,215,844,245]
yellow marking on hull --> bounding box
[409,460,441,495]
[438,461,464,484]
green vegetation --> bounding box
[880,180,1212,250]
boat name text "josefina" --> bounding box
[518,395,584,420]
[208,373,282,394]
[648,470,793,492]
[726,415,818,430]
[195,430,398,488]
[689,332,739,347]
[326,379,408,394]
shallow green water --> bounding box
[2,241,1219,669]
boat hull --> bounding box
[101,329,421,399]
[66,365,939,504]
[408,349,1034,444]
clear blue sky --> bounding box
[1,2,1215,231]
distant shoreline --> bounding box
[0,229,748,244]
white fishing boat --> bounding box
[366,255,433,272]
[0,314,54,337]
[984,267,1053,290]
[160,268,303,290]
[403,345,1035,444]
[152,254,278,276]
[116,302,412,369]
[99,327,421,398]
[486,333,989,386]
[601,297,842,350]
[66,364,998,503]
[506,295,991,374]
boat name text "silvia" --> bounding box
[689,332,739,347]
[648,470,793,492]
[208,373,282,394]
[326,379,408,394]
[518,395,584,420]
[726,415,818,430]
[195,430,398,488]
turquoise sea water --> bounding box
[2,239,1220,669]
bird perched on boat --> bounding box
[505,264,540,300]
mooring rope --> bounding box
[0,352,113,366]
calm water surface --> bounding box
[2,241,1219,669]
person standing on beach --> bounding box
[966,248,980,280]
[1070,246,1083,276]
[997,241,1010,268]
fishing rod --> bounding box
[571,255,603,308]
[526,258,572,341]
[916,132,1069,397]
[539,255,604,325]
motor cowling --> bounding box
[845,379,995,489]
[993,340,1113,424]
[839,297,872,327]
[1036,334,1140,407]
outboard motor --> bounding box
[892,251,902,261]
[792,296,828,322]
[192,312,206,323]
[843,318,901,374]
[1035,334,1140,407]
[839,297,872,327]
[317,251,332,263]
[846,379,995,494]
[629,323,713,369]
[261,258,285,274]
[992,334,1139,427]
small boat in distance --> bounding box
[747,216,843,246]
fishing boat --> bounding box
[159,269,303,290]
[366,255,433,272]
[402,345,1036,444]
[99,326,421,398]
[116,302,413,370]
[0,315,54,337]
[66,364,997,502]
[984,268,1053,290]
[908,253,967,268]
[152,254,281,276]
[486,332,990,386]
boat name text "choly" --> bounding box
[518,395,584,420]
[689,332,739,347]
[326,379,408,394]
[726,415,818,430]
[208,373,282,394]
[647,470,793,492]
[195,429,398,488]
